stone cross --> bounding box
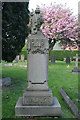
[73,54,80,68]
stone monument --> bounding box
[15,7,61,117]
[66,57,70,64]
[15,55,19,63]
[21,54,25,62]
[51,54,55,64]
[72,54,80,73]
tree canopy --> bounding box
[40,4,78,52]
[2,2,29,62]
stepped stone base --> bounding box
[23,89,53,106]
[15,97,61,117]
[72,67,80,73]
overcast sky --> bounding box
[29,0,80,16]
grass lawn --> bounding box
[2,60,78,119]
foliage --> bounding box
[2,2,29,62]
[40,4,78,53]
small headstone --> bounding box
[0,79,2,86]
[51,54,55,64]
[59,88,79,117]
[19,65,27,68]
[15,55,19,62]
[72,54,80,73]
[1,77,11,86]
[15,8,61,117]
[66,57,70,64]
[21,54,25,62]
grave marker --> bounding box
[66,57,70,64]
[21,54,25,62]
[72,54,80,73]
[51,54,55,64]
[15,55,19,62]
[15,7,61,117]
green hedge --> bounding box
[19,50,27,60]
[50,50,79,61]
[19,50,79,61]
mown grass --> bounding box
[2,60,79,119]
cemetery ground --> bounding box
[2,60,79,119]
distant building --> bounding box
[53,45,62,50]
[53,44,78,50]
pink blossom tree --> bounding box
[40,4,78,53]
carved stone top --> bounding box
[27,31,49,54]
[30,7,43,34]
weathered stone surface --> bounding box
[15,97,61,117]
[15,55,19,62]
[0,79,2,86]
[72,54,80,73]
[26,82,48,91]
[23,89,53,106]
[1,77,11,86]
[51,54,55,64]
[66,57,70,64]
[21,54,25,62]
[59,88,78,117]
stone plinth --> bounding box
[23,89,53,106]
[15,97,61,117]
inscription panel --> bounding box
[27,39,49,54]
[23,96,53,105]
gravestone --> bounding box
[66,57,70,64]
[15,55,19,62]
[72,54,80,73]
[21,54,25,62]
[51,54,55,64]
[15,7,61,117]
[1,77,11,86]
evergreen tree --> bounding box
[2,2,29,62]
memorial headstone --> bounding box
[51,54,55,64]
[66,57,70,64]
[72,54,80,73]
[2,77,11,86]
[15,55,19,62]
[21,54,25,62]
[15,7,61,117]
